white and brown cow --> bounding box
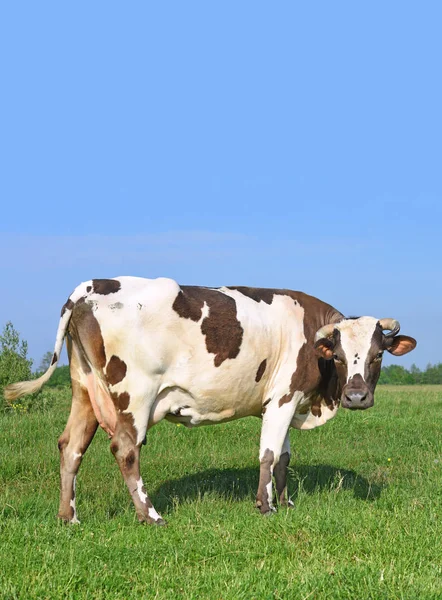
[4,277,416,524]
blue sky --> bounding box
[1,2,441,369]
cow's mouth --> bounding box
[342,402,371,411]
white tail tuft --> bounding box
[4,364,58,401]
[3,287,81,403]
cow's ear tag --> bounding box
[314,340,334,360]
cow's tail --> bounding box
[4,287,83,402]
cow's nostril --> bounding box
[346,392,367,404]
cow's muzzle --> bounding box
[341,385,373,410]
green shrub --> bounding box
[0,322,33,385]
[379,362,442,384]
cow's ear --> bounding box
[385,335,417,356]
[314,338,335,360]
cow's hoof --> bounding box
[57,513,80,524]
[256,504,277,516]
[138,515,167,526]
[255,500,277,515]
[57,514,69,523]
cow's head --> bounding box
[314,317,416,410]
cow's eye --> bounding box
[333,354,343,363]
[375,352,383,360]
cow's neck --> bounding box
[314,305,344,405]
[317,358,341,404]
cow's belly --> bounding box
[149,385,261,428]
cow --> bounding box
[4,277,417,525]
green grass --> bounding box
[1,386,442,599]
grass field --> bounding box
[1,386,441,599]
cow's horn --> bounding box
[379,318,400,337]
[314,323,336,343]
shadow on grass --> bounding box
[152,464,384,514]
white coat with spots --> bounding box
[4,277,416,522]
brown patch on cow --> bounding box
[279,359,338,412]
[278,306,343,409]
[68,300,106,371]
[173,286,244,367]
[111,391,130,412]
[92,279,121,295]
[172,289,204,322]
[51,352,58,366]
[255,359,267,383]
[202,303,243,367]
[311,402,322,417]
[229,287,280,305]
[61,298,74,317]
[256,448,274,514]
[106,355,127,386]
[278,372,298,407]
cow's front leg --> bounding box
[256,399,296,515]
[110,415,165,525]
[273,432,294,507]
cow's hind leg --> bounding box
[110,414,165,525]
[256,399,296,515]
[57,378,98,523]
